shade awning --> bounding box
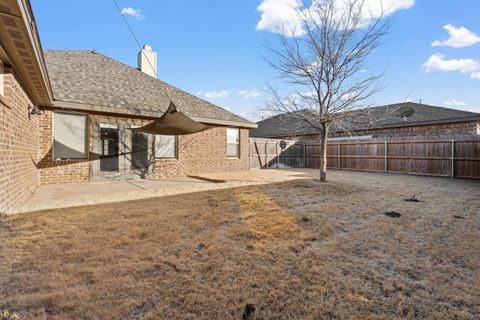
[131,101,210,135]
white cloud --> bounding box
[340,91,359,101]
[470,72,480,79]
[423,54,480,78]
[432,24,480,48]
[440,101,480,113]
[238,90,261,99]
[256,0,414,36]
[256,0,305,37]
[121,7,145,20]
[443,99,466,107]
[467,106,480,113]
[330,0,415,27]
[284,90,317,105]
[205,90,230,99]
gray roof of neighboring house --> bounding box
[250,102,480,138]
[44,50,255,127]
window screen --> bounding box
[53,112,88,160]
[226,128,240,158]
[155,135,176,158]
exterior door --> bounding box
[100,127,119,172]
[92,121,153,181]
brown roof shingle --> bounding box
[44,50,255,127]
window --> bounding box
[53,112,88,160]
[226,128,240,158]
[155,135,176,159]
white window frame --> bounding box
[226,127,240,159]
[52,112,88,160]
[155,135,177,159]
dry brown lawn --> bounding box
[0,170,479,319]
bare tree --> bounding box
[264,0,391,181]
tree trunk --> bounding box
[319,123,328,182]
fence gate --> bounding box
[249,138,304,169]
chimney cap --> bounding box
[143,44,152,51]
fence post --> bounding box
[337,143,341,170]
[264,141,268,169]
[451,138,455,178]
[384,140,388,173]
[276,142,280,168]
[303,143,306,168]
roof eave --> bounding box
[49,100,258,128]
[0,0,53,106]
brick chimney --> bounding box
[138,45,157,78]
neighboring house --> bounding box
[250,102,480,140]
[0,0,256,214]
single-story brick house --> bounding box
[39,49,256,183]
[0,0,256,214]
[250,103,480,140]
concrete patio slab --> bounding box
[10,170,311,214]
[11,176,215,214]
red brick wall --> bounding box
[0,65,40,214]
[38,111,250,184]
[280,121,479,141]
[153,126,249,178]
[346,121,479,138]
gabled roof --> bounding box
[250,102,480,138]
[44,50,256,128]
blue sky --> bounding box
[31,0,480,121]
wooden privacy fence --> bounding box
[250,136,480,179]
